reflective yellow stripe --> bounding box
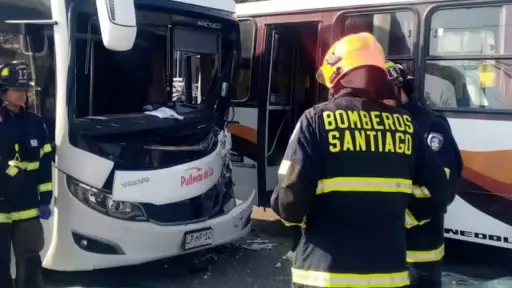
[14,144,20,161]
[316,177,412,195]
[405,209,418,228]
[18,161,39,171]
[0,213,12,223]
[412,185,430,198]
[38,182,53,192]
[11,208,39,221]
[292,268,410,287]
[405,209,431,229]
[444,168,450,179]
[40,143,52,157]
[407,244,445,263]
[5,161,39,175]
[280,217,306,229]
[5,165,19,177]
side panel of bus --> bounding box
[235,0,512,250]
[229,19,260,206]
[421,1,512,249]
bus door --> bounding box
[260,24,300,205]
[248,22,319,207]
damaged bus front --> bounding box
[2,0,253,271]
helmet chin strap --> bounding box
[394,87,403,106]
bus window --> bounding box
[340,11,415,56]
[425,5,512,110]
[234,20,255,102]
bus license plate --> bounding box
[184,228,213,250]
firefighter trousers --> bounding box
[409,260,442,288]
[0,218,44,288]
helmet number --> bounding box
[17,69,28,81]
[387,66,399,79]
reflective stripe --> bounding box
[5,165,19,177]
[11,208,39,221]
[405,209,431,229]
[5,161,39,176]
[316,177,412,195]
[14,144,20,161]
[412,185,430,198]
[405,209,418,228]
[40,143,52,157]
[278,160,291,175]
[444,168,450,179]
[407,244,445,263]
[0,213,12,223]
[23,161,39,171]
[14,161,40,171]
[280,217,306,229]
[38,182,53,192]
[292,268,410,287]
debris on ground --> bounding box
[242,239,276,251]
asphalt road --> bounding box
[44,208,512,288]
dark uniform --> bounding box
[385,61,463,288]
[0,61,53,288]
[272,33,449,288]
[272,91,449,287]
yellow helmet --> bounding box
[316,32,385,88]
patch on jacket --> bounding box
[427,132,444,151]
[30,139,38,147]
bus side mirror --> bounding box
[95,0,137,51]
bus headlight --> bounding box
[66,176,147,221]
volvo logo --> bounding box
[121,177,149,188]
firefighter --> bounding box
[270,32,449,288]
[0,60,53,288]
[385,60,463,288]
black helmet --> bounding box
[0,60,33,90]
[384,60,414,96]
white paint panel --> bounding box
[445,196,512,249]
[112,142,222,205]
[172,0,235,13]
[447,118,512,151]
[56,142,114,189]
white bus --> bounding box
[232,0,512,250]
[3,0,255,272]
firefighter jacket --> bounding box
[402,101,463,264]
[0,106,53,224]
[271,92,449,288]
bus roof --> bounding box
[172,0,235,13]
[236,0,440,17]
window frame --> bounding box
[422,1,512,114]
[332,7,420,59]
[332,7,420,98]
[233,18,257,103]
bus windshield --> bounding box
[73,11,235,118]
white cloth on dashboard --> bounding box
[144,107,184,120]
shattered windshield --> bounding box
[73,12,229,118]
[172,26,221,104]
